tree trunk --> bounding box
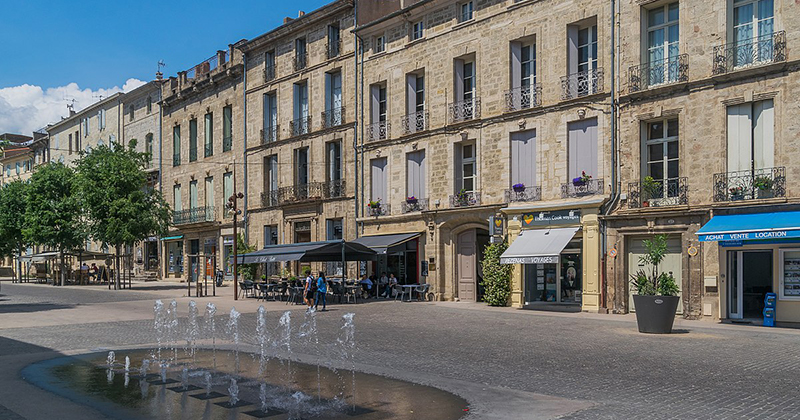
[115,245,121,290]
[16,246,22,283]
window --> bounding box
[98,109,106,130]
[264,225,278,246]
[173,184,182,212]
[223,105,232,152]
[324,71,343,127]
[326,219,343,240]
[406,150,427,199]
[205,176,214,208]
[204,112,213,157]
[264,50,276,81]
[727,100,774,172]
[223,172,233,211]
[82,118,89,137]
[578,26,598,73]
[456,141,476,193]
[406,72,426,132]
[511,130,537,188]
[370,83,387,124]
[294,221,311,243]
[263,92,278,142]
[374,35,386,53]
[567,21,599,96]
[189,118,198,162]
[264,155,278,206]
[68,133,73,155]
[454,57,478,120]
[172,125,181,166]
[75,130,80,150]
[295,147,309,186]
[646,3,679,85]
[129,105,135,122]
[328,24,341,58]
[189,180,198,209]
[293,82,309,135]
[327,141,342,184]
[567,118,598,181]
[370,157,388,203]
[643,119,679,199]
[510,41,537,109]
[411,21,424,41]
[145,133,153,166]
[733,0,774,66]
[459,1,474,22]
[295,38,307,70]
[146,97,152,114]
[15,162,20,175]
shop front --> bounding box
[698,210,800,324]
[163,236,184,280]
[353,232,423,285]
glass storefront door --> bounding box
[523,253,583,304]
[728,250,773,319]
[561,253,582,303]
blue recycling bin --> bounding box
[764,292,777,327]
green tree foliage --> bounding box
[630,234,679,296]
[0,180,31,281]
[236,233,258,281]
[24,162,85,286]
[481,241,513,306]
[74,141,171,289]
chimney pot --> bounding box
[298,10,305,17]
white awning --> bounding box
[500,227,579,264]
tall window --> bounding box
[325,71,343,126]
[223,105,232,152]
[293,82,309,135]
[68,133,73,155]
[456,141,476,193]
[295,38,307,70]
[189,119,198,162]
[264,50,276,81]
[733,0,774,66]
[223,172,233,213]
[328,24,341,57]
[146,97,152,113]
[511,130,537,189]
[98,109,106,130]
[145,133,153,166]
[204,112,213,157]
[129,105,135,122]
[510,41,537,109]
[205,176,214,208]
[172,125,181,166]
[370,157,388,204]
[646,3,679,85]
[411,21,424,40]
[295,147,309,186]
[173,184,182,212]
[644,119,679,199]
[567,118,598,181]
[263,92,278,142]
[406,150,426,199]
[327,141,342,184]
[374,35,386,53]
[578,25,598,74]
[454,58,477,120]
[369,83,388,139]
[727,100,774,172]
[406,72,426,133]
[567,21,599,97]
[459,1,474,22]
[189,180,198,209]
[264,155,278,206]
[82,118,89,136]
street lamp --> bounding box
[228,191,244,301]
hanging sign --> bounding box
[489,215,504,237]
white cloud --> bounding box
[0,78,146,135]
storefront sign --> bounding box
[699,229,800,242]
[489,216,504,237]
[521,210,581,228]
[499,255,559,265]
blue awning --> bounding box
[697,211,800,242]
[161,235,184,241]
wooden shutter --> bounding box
[568,119,598,180]
[726,103,752,172]
[454,59,464,102]
[406,150,426,198]
[406,74,417,115]
[370,85,380,123]
[511,130,536,186]
[454,143,463,192]
[753,99,774,170]
[371,158,387,201]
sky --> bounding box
[0,0,329,135]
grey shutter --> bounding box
[567,26,579,75]
[324,72,332,112]
[263,94,270,129]
[511,130,536,187]
[753,100,774,170]
[407,150,425,199]
[510,42,522,89]
[454,59,464,103]
[293,84,301,120]
[454,144,463,192]
[371,158,387,201]
[568,119,598,180]
[726,104,752,172]
[419,150,426,199]
[406,74,417,115]
[370,85,380,123]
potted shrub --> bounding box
[630,234,680,334]
[512,183,526,193]
[729,186,744,200]
[406,195,418,205]
[754,176,773,199]
[572,171,591,186]
[368,199,381,209]
[641,176,660,207]
[456,189,471,206]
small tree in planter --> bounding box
[641,176,661,207]
[754,176,773,199]
[481,241,513,306]
[729,186,744,200]
[630,234,680,333]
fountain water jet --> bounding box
[205,303,217,369]
[227,307,241,374]
[186,301,199,362]
[228,378,239,406]
[153,300,165,361]
[255,306,270,376]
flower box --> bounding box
[512,183,526,192]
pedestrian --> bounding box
[304,269,316,311]
[315,271,327,311]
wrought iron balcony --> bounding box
[290,116,311,137]
[504,186,542,203]
[561,178,604,198]
[448,98,481,124]
[450,191,481,208]
[173,206,216,225]
[204,144,213,158]
[261,125,279,144]
[263,65,275,82]
[327,39,342,59]
[400,197,429,214]
[326,179,346,198]
[713,31,786,75]
[402,110,428,135]
[561,68,604,100]
[367,203,391,217]
[267,180,347,207]
[261,190,279,208]
[321,107,345,128]
[629,54,688,93]
[713,167,785,202]
[367,121,390,142]
[628,177,688,209]
[172,153,181,167]
[223,135,232,152]
[189,144,197,162]
[294,53,307,72]
[505,85,542,112]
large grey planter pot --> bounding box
[633,295,680,334]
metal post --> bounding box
[232,158,239,301]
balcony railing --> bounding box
[261,125,279,144]
[294,53,307,72]
[505,85,542,112]
[561,178,604,198]
[629,54,689,93]
[261,190,279,208]
[263,65,275,82]
[189,144,197,162]
[264,180,346,207]
[402,110,429,135]
[327,39,342,59]
[367,121,390,142]
[322,107,345,128]
[367,203,391,217]
[173,206,216,225]
[504,186,542,203]
[449,98,481,124]
[561,68,604,100]
[185,54,220,80]
[628,177,688,209]
[173,153,181,167]
[290,116,311,137]
[400,198,429,214]
[450,191,481,208]
[713,166,786,202]
[223,135,232,152]
[713,31,786,75]
[204,143,213,158]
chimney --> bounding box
[284,16,294,24]
[70,109,76,117]
[298,10,305,17]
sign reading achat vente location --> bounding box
[521,210,581,227]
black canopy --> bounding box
[235,240,377,264]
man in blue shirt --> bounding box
[315,272,327,311]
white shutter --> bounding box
[205,177,214,207]
[190,181,198,209]
[454,59,465,102]
[174,185,182,211]
[371,158,387,202]
[568,119,598,180]
[370,85,380,123]
[567,26,579,75]
[753,99,774,170]
[511,130,536,187]
[726,104,753,172]
[406,74,417,115]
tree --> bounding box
[630,234,679,296]
[24,163,85,286]
[0,180,31,282]
[481,241,513,306]
[236,233,258,281]
[74,141,171,289]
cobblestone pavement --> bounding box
[1,284,800,419]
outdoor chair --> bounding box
[275,283,288,301]
[415,283,431,301]
[394,284,409,302]
[240,280,255,298]
[344,284,359,304]
[331,282,346,304]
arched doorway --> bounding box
[456,228,489,302]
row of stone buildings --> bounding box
[9,0,800,324]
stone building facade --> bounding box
[354,0,613,310]
[605,0,800,324]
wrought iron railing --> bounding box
[322,107,345,128]
[265,180,346,207]
[629,54,688,92]
[561,68,604,100]
[186,54,220,80]
[204,144,213,158]
[294,53,307,72]
[367,121,390,142]
[261,125,279,144]
[504,186,542,203]
[261,190,279,208]
[561,178,604,198]
[450,191,481,208]
[290,116,311,137]
[173,153,181,167]
[223,135,232,152]
[326,179,346,198]
[367,203,391,217]
[713,166,785,202]
[173,206,216,225]
[505,85,542,112]
[400,198,429,214]
[402,110,428,135]
[189,143,197,162]
[263,65,275,82]
[327,39,342,59]
[628,177,688,208]
[449,98,481,124]
[713,31,786,75]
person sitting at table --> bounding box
[382,273,398,298]
[360,274,373,298]
[89,263,98,282]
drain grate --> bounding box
[242,408,286,418]
[189,391,226,400]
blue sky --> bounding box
[0,0,329,134]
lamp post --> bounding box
[228,162,244,301]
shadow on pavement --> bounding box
[0,303,76,314]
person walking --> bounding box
[304,269,316,311]
[315,271,327,311]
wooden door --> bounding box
[458,230,477,302]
